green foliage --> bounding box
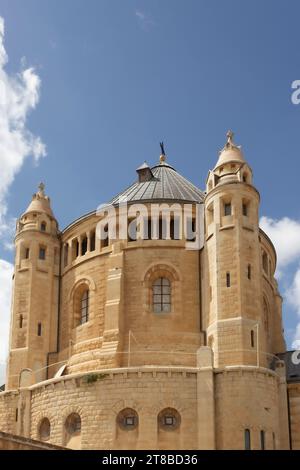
[83,373,108,384]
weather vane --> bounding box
[159,141,165,156]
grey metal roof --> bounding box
[110,162,205,205]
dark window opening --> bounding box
[15,408,18,422]
[25,248,30,259]
[81,237,88,256]
[247,264,251,280]
[260,430,265,450]
[226,272,231,287]
[80,290,89,324]
[39,247,46,260]
[41,222,46,232]
[147,219,152,240]
[158,408,181,431]
[65,413,81,435]
[125,416,136,427]
[117,408,138,431]
[251,330,255,348]
[102,224,109,247]
[243,204,248,216]
[37,322,42,336]
[153,277,171,313]
[224,203,232,216]
[164,416,175,426]
[39,418,51,441]
[244,429,251,450]
[64,244,68,267]
[90,231,96,251]
[19,315,23,329]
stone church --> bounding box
[0,132,299,450]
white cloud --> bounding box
[0,16,46,240]
[292,324,300,349]
[0,259,13,385]
[286,267,300,348]
[135,10,155,31]
[0,16,45,384]
[260,216,300,348]
[260,216,300,270]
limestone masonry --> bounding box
[0,132,299,449]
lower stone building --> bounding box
[0,132,299,449]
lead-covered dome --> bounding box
[110,158,204,205]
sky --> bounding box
[1,0,300,384]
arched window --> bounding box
[153,278,171,313]
[65,413,81,435]
[64,413,81,448]
[41,222,47,232]
[244,429,251,450]
[158,408,181,431]
[39,417,50,441]
[80,290,89,324]
[117,408,138,430]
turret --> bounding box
[6,183,60,389]
[204,131,283,368]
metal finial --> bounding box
[159,141,166,163]
[226,130,234,147]
[38,182,45,195]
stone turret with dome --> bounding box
[24,182,55,218]
[206,131,253,192]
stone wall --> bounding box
[0,431,66,450]
[29,368,198,450]
[214,367,285,449]
[288,383,300,450]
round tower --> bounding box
[7,183,60,390]
[204,131,275,368]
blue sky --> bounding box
[0,0,300,379]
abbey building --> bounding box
[0,132,299,450]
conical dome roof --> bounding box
[24,183,54,218]
[214,130,244,169]
[110,158,204,205]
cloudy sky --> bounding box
[1,0,300,384]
